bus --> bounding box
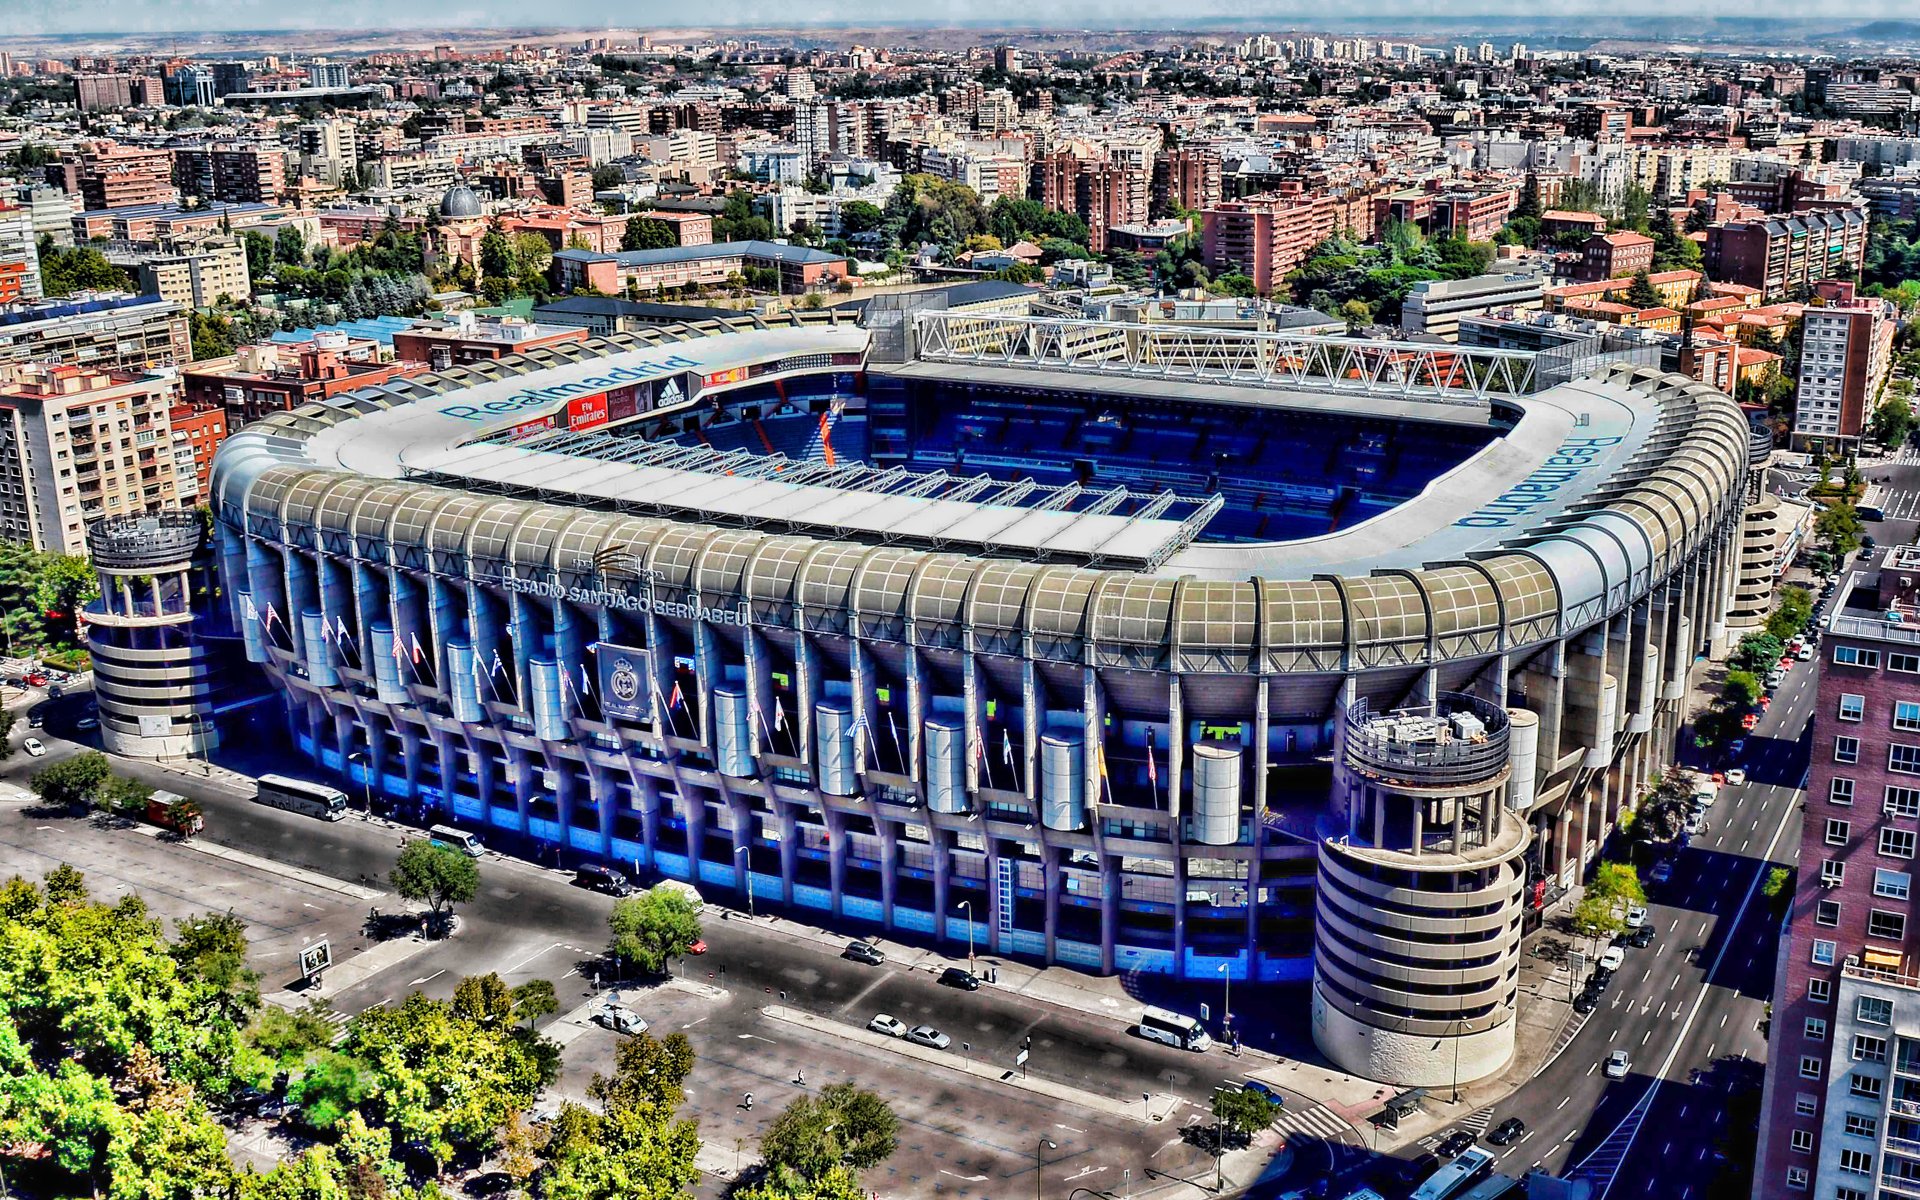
[1860,485,1886,522]
[1136,1006,1212,1051]
[1410,1148,1496,1200]
[254,775,348,821]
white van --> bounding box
[1692,783,1716,810]
[428,825,484,856]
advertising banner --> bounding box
[595,641,652,724]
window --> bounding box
[1894,745,1920,776]
[1824,860,1847,886]
[1832,778,1856,806]
[1888,786,1920,818]
[1814,940,1838,965]
[1859,996,1895,1027]
[1870,910,1908,941]
[1854,1035,1889,1062]
[1840,694,1866,721]
[1851,1073,1883,1098]
[1882,828,1917,859]
[1836,737,1861,764]
[1839,1149,1873,1175]
[1802,1055,1824,1078]
[1835,646,1882,669]
[1818,900,1842,926]
[1786,1167,1809,1191]
[1899,702,1920,732]
[1796,1092,1820,1117]
[1791,1128,1814,1152]
[1892,652,1920,673]
[1838,1188,1870,1200]
[1808,1017,1830,1040]
[1828,818,1853,845]
[1847,1112,1879,1140]
[1875,869,1912,901]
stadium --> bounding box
[206,303,1752,1086]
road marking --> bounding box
[681,1016,709,1029]
[1706,1043,1715,1060]
[1641,1030,1652,1045]
[1055,1124,1087,1134]
[1720,1013,1728,1028]
[1557,1096,1571,1110]
[407,970,445,986]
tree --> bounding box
[591,164,626,192]
[1871,394,1916,449]
[241,230,274,280]
[171,911,260,1018]
[1340,298,1373,330]
[39,246,131,297]
[246,1001,338,1066]
[30,750,112,809]
[760,1082,900,1180]
[1766,586,1814,641]
[480,229,515,282]
[1570,892,1625,947]
[451,971,515,1025]
[622,216,677,251]
[287,1049,375,1131]
[0,710,12,760]
[588,1028,695,1116]
[96,772,152,818]
[1723,670,1763,709]
[1816,501,1865,560]
[190,311,237,361]
[1210,1085,1281,1140]
[838,200,885,237]
[512,978,558,1030]
[1589,861,1647,909]
[734,1163,868,1200]
[607,887,703,976]
[1624,269,1660,309]
[273,225,307,267]
[389,839,480,925]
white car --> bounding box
[592,1005,648,1035]
[1797,645,1815,661]
[1725,768,1748,787]
[21,737,45,756]
[1684,812,1705,835]
[1598,947,1626,972]
[905,1025,951,1050]
[1604,1049,1631,1079]
[867,1013,908,1038]
[1624,905,1648,929]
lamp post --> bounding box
[958,899,976,976]
[1219,960,1232,1041]
[734,844,754,918]
[345,751,373,815]
[186,711,211,775]
[1035,1137,1056,1200]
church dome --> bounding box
[439,185,484,218]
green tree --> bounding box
[541,1031,699,1199]
[1723,670,1763,709]
[512,978,558,1030]
[1871,394,1916,449]
[96,772,152,818]
[1340,298,1373,330]
[480,229,515,283]
[1624,269,1660,309]
[274,225,307,266]
[190,311,237,361]
[389,839,481,925]
[591,164,626,192]
[1211,1085,1281,1139]
[30,751,112,809]
[241,230,274,280]
[39,246,132,297]
[1589,861,1647,909]
[760,1082,900,1180]
[1570,892,1625,946]
[734,1163,868,1200]
[838,200,885,237]
[286,1049,374,1132]
[0,710,13,761]
[1766,586,1814,641]
[622,216,678,251]
[246,1001,337,1066]
[1816,501,1865,559]
[608,886,703,976]
[171,910,260,1018]
[451,971,515,1025]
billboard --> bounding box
[566,392,610,431]
[595,642,653,724]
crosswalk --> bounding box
[322,1007,353,1045]
[1536,1011,1590,1076]
[1273,1101,1358,1141]
[1416,1107,1495,1151]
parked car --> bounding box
[1765,668,1786,688]
[845,941,887,966]
[905,1025,951,1050]
[1725,768,1747,786]
[73,713,98,731]
[1488,1118,1528,1145]
[1627,924,1656,949]
[1604,1049,1631,1079]
[1624,905,1648,929]
[572,865,634,896]
[1437,1130,1478,1157]
[1649,861,1673,886]
[1573,989,1599,1014]
[1684,811,1705,835]
[1597,947,1626,973]
[939,966,981,991]
[1797,645,1815,661]
[593,1006,648,1035]
[21,737,44,756]
[867,1014,908,1038]
[23,672,47,687]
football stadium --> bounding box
[207,305,1752,1085]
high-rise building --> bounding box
[0,204,44,303]
[1793,284,1898,455]
[296,119,360,187]
[307,62,352,90]
[166,66,216,107]
[1705,209,1871,300]
[210,62,252,97]
[1152,148,1223,216]
[1756,548,1920,1200]
[1034,143,1147,253]
[0,363,185,556]
[170,142,288,203]
[52,144,179,211]
[111,241,252,311]
[0,296,192,373]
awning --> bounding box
[1864,948,1903,969]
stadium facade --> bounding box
[207,308,1751,1086]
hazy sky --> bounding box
[4,0,1914,36]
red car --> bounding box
[22,673,46,687]
[686,939,707,955]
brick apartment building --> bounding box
[389,315,589,371]
[49,144,179,211]
[1575,230,1657,282]
[1034,144,1149,253]
[1151,147,1224,216]
[1202,186,1386,294]
[182,333,430,427]
[168,403,226,505]
[1756,548,1920,1200]
[1706,208,1870,300]
[169,142,288,204]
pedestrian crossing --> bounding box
[1272,1101,1357,1141]
[322,1007,353,1046]
[1416,1107,1495,1152]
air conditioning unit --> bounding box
[1821,877,1841,889]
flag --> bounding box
[489,649,506,678]
[409,631,425,663]
[242,593,259,623]
[390,630,406,665]
[888,710,904,771]
[320,616,337,643]
[579,662,592,696]
[773,701,786,731]
[1146,729,1158,798]
[1097,740,1112,805]
[264,600,281,629]
[1002,728,1014,766]
[667,680,683,710]
[975,731,995,791]
[336,613,351,642]
[848,713,873,770]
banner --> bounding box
[594,641,652,723]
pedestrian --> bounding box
[794,1069,804,1085]
[744,1092,754,1110]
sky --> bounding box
[4,0,1917,37]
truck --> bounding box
[146,790,204,836]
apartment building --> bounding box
[1152,147,1223,215]
[1757,550,1920,1200]
[168,403,226,504]
[1575,230,1656,282]
[1401,273,1545,341]
[1034,143,1148,253]
[51,144,179,211]
[1706,209,1870,300]
[1201,192,1341,294]
[182,333,427,426]
[1794,285,1898,455]
[0,296,191,371]
[73,73,163,111]
[0,205,44,303]
[170,142,288,204]
[389,314,589,371]
[0,363,184,556]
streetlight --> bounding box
[1035,1137,1056,1200]
[345,751,373,815]
[957,899,976,976]
[186,711,211,775]
[1218,960,1232,1043]
[734,844,755,918]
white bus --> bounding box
[254,775,348,821]
[1137,1006,1212,1051]
[1411,1148,1496,1200]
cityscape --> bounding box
[0,8,1918,1200]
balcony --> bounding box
[1883,1174,1920,1200]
